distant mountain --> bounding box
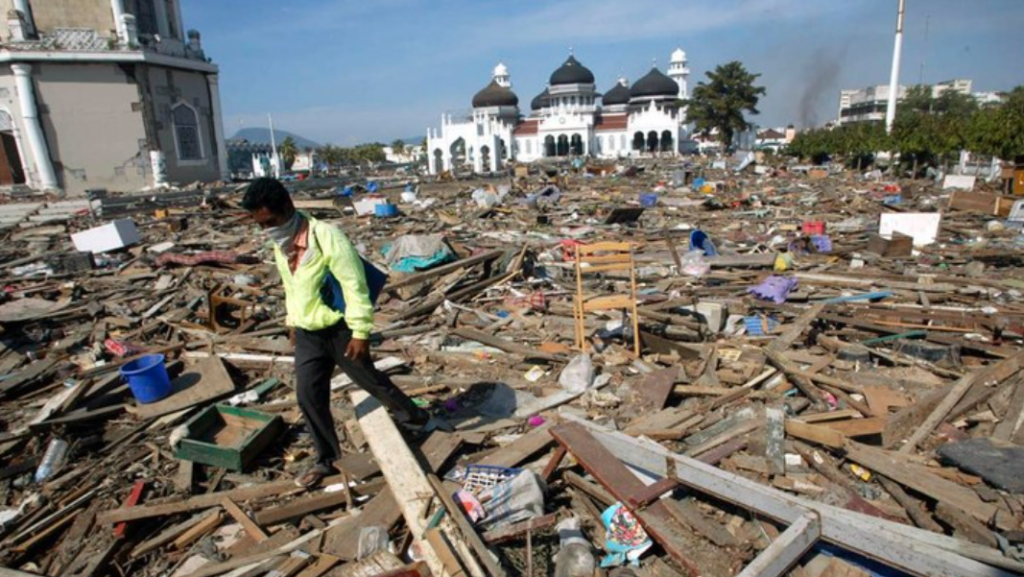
[230,128,321,150]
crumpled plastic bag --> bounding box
[600,502,652,567]
[479,470,546,530]
[681,250,710,277]
[559,354,595,394]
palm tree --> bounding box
[279,136,298,170]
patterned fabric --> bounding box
[600,503,653,568]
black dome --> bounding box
[531,88,549,111]
[602,83,631,106]
[472,80,519,108]
[630,67,679,99]
[549,55,595,85]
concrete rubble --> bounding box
[1,159,1024,577]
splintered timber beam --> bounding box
[550,424,701,577]
[557,413,1022,577]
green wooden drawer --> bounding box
[174,404,284,471]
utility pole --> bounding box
[268,113,279,178]
[884,0,906,134]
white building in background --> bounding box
[426,49,692,175]
[0,0,227,195]
[837,79,1002,125]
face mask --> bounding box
[266,212,302,248]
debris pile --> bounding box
[1,160,1024,577]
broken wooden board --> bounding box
[348,389,448,577]
[127,356,236,420]
[636,367,679,411]
[476,422,554,468]
[551,423,701,576]
[844,442,1012,530]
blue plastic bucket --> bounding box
[374,203,399,218]
[120,354,172,404]
[639,193,659,208]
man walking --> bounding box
[243,178,429,487]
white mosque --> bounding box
[426,48,691,175]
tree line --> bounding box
[787,85,1024,174]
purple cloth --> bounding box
[748,275,799,304]
[811,235,832,253]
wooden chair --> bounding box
[573,241,641,356]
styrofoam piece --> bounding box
[71,219,140,253]
[878,213,941,247]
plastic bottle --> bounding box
[34,439,68,483]
[554,517,595,577]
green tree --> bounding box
[318,144,341,171]
[901,85,934,114]
[278,136,298,170]
[686,61,766,147]
[391,139,406,160]
[966,86,1024,161]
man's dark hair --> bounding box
[242,178,293,214]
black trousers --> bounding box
[294,321,427,466]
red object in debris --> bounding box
[104,338,143,358]
[561,239,582,262]
[113,481,146,538]
[802,221,826,236]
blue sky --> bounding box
[182,0,1024,146]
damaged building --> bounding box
[0,0,228,195]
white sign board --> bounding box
[942,174,976,191]
[879,213,942,247]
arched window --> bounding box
[172,103,204,161]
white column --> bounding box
[884,0,906,134]
[205,73,230,180]
[154,0,171,38]
[110,0,127,44]
[489,137,499,172]
[11,64,57,191]
[12,0,34,36]
[170,0,185,39]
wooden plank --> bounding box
[428,474,508,577]
[844,442,1010,530]
[767,303,826,354]
[560,414,1022,577]
[130,510,221,558]
[175,459,194,494]
[424,527,470,577]
[786,421,845,449]
[294,554,341,577]
[451,327,566,362]
[900,352,1024,453]
[551,423,701,577]
[993,377,1024,441]
[476,422,554,468]
[663,499,739,548]
[254,489,349,526]
[735,514,820,577]
[349,389,448,577]
[818,417,887,438]
[171,509,223,550]
[97,477,304,525]
[321,488,401,561]
[418,430,462,473]
[637,367,678,411]
[221,497,268,542]
[876,476,943,533]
